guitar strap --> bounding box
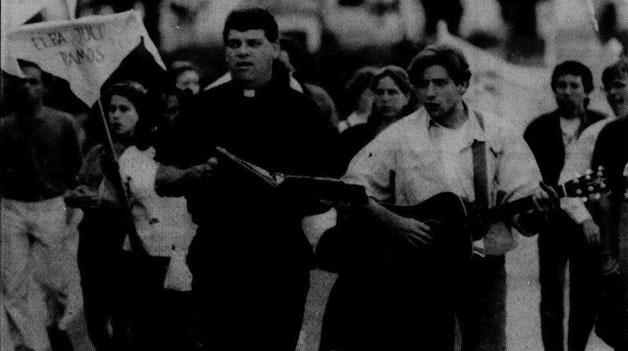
[472,111,489,209]
[471,112,490,257]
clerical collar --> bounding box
[243,89,255,98]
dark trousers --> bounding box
[78,210,195,351]
[456,255,507,351]
[78,210,129,351]
[320,265,456,351]
[538,225,602,351]
[188,226,311,351]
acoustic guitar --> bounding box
[316,168,607,273]
[377,167,608,268]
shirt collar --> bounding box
[422,102,487,144]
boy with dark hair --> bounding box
[525,60,608,351]
[323,44,556,350]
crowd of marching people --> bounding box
[2,5,628,351]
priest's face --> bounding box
[225,29,279,89]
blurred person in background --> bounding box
[336,65,416,170]
[598,1,627,57]
[337,66,378,132]
[1,62,83,351]
[159,86,183,126]
[592,56,628,350]
[524,60,608,351]
[166,61,203,124]
[420,0,463,38]
[279,37,340,133]
[68,81,197,351]
[170,60,203,97]
[497,0,545,55]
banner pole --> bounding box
[96,98,148,257]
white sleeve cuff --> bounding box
[560,197,592,224]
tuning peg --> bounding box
[588,186,594,192]
[594,193,601,200]
[581,196,589,202]
[576,189,583,195]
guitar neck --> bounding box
[488,184,566,219]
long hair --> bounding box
[102,81,156,150]
[370,65,416,119]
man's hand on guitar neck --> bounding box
[531,181,560,213]
[365,198,434,249]
[515,181,560,236]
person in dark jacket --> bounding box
[278,37,340,134]
[1,62,82,351]
[591,56,628,350]
[154,8,336,351]
[524,60,607,351]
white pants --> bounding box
[1,197,82,351]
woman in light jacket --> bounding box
[67,81,196,351]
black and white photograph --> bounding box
[1,0,627,350]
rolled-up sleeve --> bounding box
[342,136,396,203]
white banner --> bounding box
[2,10,165,105]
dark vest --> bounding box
[524,109,606,186]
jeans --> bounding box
[456,255,507,351]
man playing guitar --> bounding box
[320,45,558,351]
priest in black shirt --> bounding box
[154,7,337,351]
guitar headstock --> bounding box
[561,166,607,202]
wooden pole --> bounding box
[96,98,148,257]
